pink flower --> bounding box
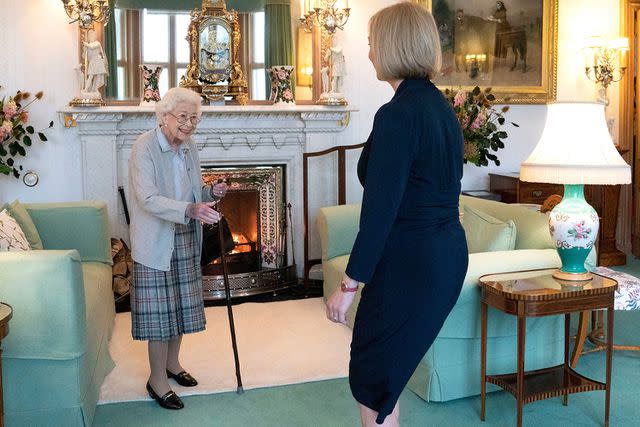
[453,91,466,108]
[144,89,153,99]
[283,89,293,100]
[2,101,17,119]
[1,120,13,140]
[277,69,287,80]
[470,111,486,130]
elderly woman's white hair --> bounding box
[155,87,202,125]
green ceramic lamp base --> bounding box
[549,184,599,282]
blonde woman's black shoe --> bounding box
[166,369,198,387]
[146,381,184,409]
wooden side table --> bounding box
[0,303,12,427]
[479,269,617,427]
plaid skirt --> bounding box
[131,221,206,341]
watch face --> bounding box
[23,171,39,187]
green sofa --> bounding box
[317,195,596,402]
[0,201,115,426]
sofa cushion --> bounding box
[0,209,31,251]
[6,200,44,249]
[460,195,554,250]
[462,205,517,253]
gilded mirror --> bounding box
[100,1,317,104]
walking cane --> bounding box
[217,212,244,394]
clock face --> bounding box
[23,171,39,187]
[199,19,232,83]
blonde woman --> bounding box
[326,3,468,426]
[128,87,227,410]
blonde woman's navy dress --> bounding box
[345,78,469,424]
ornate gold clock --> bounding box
[180,0,248,104]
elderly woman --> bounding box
[128,87,227,410]
[325,3,468,426]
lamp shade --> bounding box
[520,102,631,185]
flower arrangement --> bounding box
[0,85,53,178]
[445,86,518,167]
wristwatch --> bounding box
[340,281,359,293]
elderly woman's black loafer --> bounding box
[146,381,184,410]
[166,369,198,387]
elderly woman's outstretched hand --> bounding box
[186,202,220,224]
[210,181,228,199]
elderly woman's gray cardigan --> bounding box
[128,128,215,271]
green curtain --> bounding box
[114,0,264,12]
[265,0,293,94]
[104,3,118,98]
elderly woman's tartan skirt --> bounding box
[131,221,206,341]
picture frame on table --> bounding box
[416,0,558,104]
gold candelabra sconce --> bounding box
[299,0,350,34]
[61,0,110,29]
[583,36,629,105]
[61,0,111,107]
[465,53,487,79]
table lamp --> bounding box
[520,102,631,281]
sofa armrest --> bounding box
[317,204,361,261]
[24,201,111,264]
[0,250,88,359]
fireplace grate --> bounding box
[202,265,297,300]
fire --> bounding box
[231,233,252,254]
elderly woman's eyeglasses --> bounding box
[168,112,201,125]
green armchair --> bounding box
[317,195,596,402]
[0,201,115,426]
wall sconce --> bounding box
[61,0,110,29]
[583,36,629,105]
[299,0,350,35]
[464,53,487,79]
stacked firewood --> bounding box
[111,238,133,299]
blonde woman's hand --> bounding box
[186,202,220,224]
[326,274,359,325]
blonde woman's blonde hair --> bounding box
[369,2,441,81]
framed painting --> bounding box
[418,0,557,104]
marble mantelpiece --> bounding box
[59,105,356,277]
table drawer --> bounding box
[518,182,563,204]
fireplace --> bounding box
[60,105,354,291]
[200,165,296,299]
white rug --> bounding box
[98,298,352,404]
